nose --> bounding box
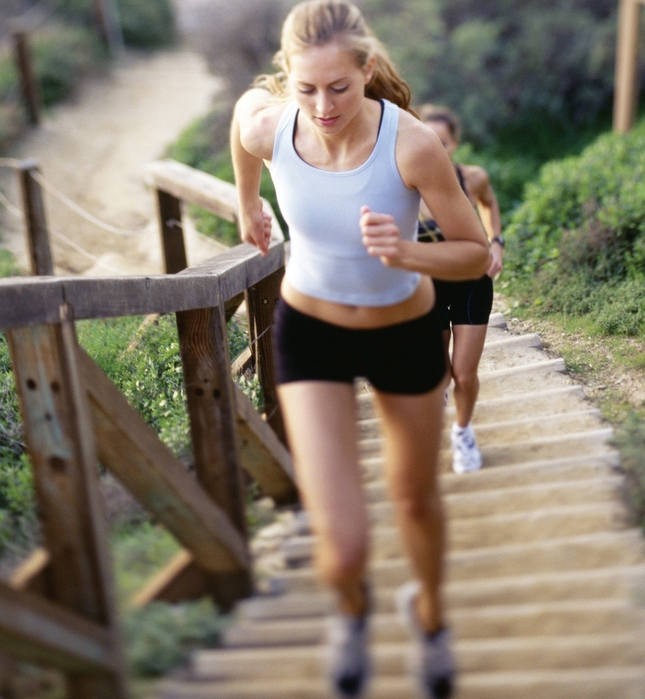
[316,91,333,116]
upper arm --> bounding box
[234,89,286,162]
[396,114,487,245]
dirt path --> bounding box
[0,43,223,276]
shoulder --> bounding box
[460,164,491,192]
[235,89,291,160]
[394,108,453,189]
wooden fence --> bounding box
[0,159,296,698]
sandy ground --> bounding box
[0,43,224,276]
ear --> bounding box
[363,55,376,85]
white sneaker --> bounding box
[326,613,371,697]
[450,422,482,474]
[395,581,455,698]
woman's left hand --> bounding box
[487,241,504,278]
[360,205,402,266]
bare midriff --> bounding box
[280,275,435,329]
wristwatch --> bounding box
[491,235,505,248]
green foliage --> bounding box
[0,249,22,277]
[167,109,288,242]
[56,0,175,49]
[503,118,645,336]
[362,0,619,146]
[32,23,107,105]
[124,598,225,676]
[613,412,645,532]
[117,0,175,49]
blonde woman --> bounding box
[231,2,490,697]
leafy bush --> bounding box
[117,0,175,49]
[56,0,175,49]
[613,412,645,532]
[364,0,620,146]
[503,118,645,334]
[0,249,22,277]
[124,598,225,676]
[31,23,107,105]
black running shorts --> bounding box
[272,298,447,394]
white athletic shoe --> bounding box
[450,422,482,474]
[395,581,455,699]
[326,613,371,697]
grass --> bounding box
[500,292,645,532]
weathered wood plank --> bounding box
[614,0,642,133]
[246,268,286,444]
[130,550,251,612]
[17,160,52,275]
[0,582,116,675]
[176,304,253,604]
[156,190,187,274]
[9,547,51,595]
[7,306,129,699]
[77,347,250,574]
[233,384,296,504]
[145,160,284,242]
[0,243,285,329]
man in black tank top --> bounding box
[417,104,504,475]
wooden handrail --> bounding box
[0,241,285,329]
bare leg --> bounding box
[277,381,370,616]
[373,380,448,633]
[450,324,487,428]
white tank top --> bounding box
[269,99,421,307]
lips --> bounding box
[317,116,339,127]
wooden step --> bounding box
[282,502,629,565]
[190,632,645,680]
[222,597,645,647]
[238,565,645,621]
[263,530,645,595]
[157,666,645,699]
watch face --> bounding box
[493,236,505,247]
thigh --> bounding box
[277,381,368,542]
[450,324,487,379]
[373,384,446,499]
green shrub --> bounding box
[56,0,175,49]
[124,598,225,676]
[0,249,22,277]
[613,412,645,532]
[32,23,107,105]
[117,0,175,49]
[503,118,645,334]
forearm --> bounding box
[395,239,491,280]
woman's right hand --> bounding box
[240,200,272,256]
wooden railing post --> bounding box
[155,189,188,274]
[11,28,41,127]
[246,267,287,445]
[613,0,643,133]
[6,303,129,699]
[17,159,53,276]
[175,302,253,607]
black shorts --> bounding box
[272,298,447,394]
[433,275,493,330]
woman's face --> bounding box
[425,119,458,157]
[288,41,374,135]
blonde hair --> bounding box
[254,0,414,113]
[417,104,462,142]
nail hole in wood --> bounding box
[26,379,37,390]
[51,381,60,392]
[195,388,204,397]
[49,456,66,474]
[213,389,221,399]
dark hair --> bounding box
[417,104,462,142]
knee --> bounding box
[317,535,369,588]
[452,369,479,394]
[394,489,442,523]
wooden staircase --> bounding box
[156,313,645,699]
